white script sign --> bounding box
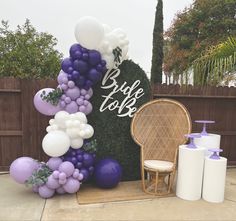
[99,68,144,117]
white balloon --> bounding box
[49,119,55,125]
[83,125,94,138]
[103,24,112,33]
[46,126,52,133]
[42,130,70,157]
[66,128,79,139]
[75,16,104,49]
[71,138,83,149]
[54,111,70,129]
[74,112,87,123]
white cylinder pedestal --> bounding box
[202,157,227,203]
[193,133,221,156]
[176,145,205,201]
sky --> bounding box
[0,0,193,75]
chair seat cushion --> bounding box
[144,160,173,172]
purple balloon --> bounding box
[65,97,71,104]
[58,161,75,177]
[60,101,66,108]
[70,44,82,60]
[83,153,94,167]
[74,60,89,74]
[56,186,66,194]
[47,157,63,171]
[101,60,106,67]
[79,105,86,113]
[94,158,122,189]
[38,185,55,198]
[65,101,79,113]
[65,87,81,100]
[80,168,89,182]
[52,170,60,179]
[76,162,83,169]
[68,81,75,88]
[76,97,84,105]
[57,71,68,85]
[63,177,80,193]
[46,175,61,189]
[10,157,39,184]
[85,80,93,90]
[96,64,103,72]
[76,76,86,87]
[82,53,89,61]
[89,50,101,66]
[88,69,102,82]
[84,102,93,115]
[34,88,62,116]
[32,185,39,193]
[61,58,73,73]
[72,70,80,79]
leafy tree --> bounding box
[164,0,236,85]
[193,37,236,85]
[0,19,62,78]
[151,0,163,85]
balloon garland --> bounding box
[10,16,127,198]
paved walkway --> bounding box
[0,168,236,221]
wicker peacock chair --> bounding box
[131,98,191,195]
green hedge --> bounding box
[88,60,151,181]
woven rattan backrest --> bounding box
[131,99,191,162]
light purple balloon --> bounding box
[84,103,93,115]
[32,185,39,193]
[60,101,66,108]
[79,105,86,113]
[10,157,39,184]
[56,187,66,195]
[78,173,84,181]
[76,97,84,105]
[87,88,93,97]
[63,177,80,193]
[58,161,75,177]
[65,101,79,114]
[61,83,68,91]
[73,171,80,179]
[38,185,55,198]
[59,179,67,185]
[68,81,75,88]
[52,170,60,179]
[34,88,62,116]
[59,172,67,180]
[57,70,68,84]
[62,77,68,84]
[46,175,61,189]
[47,157,63,171]
[80,89,87,96]
[65,87,81,100]
[83,100,89,106]
[65,97,71,104]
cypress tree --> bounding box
[150,0,163,85]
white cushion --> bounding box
[144,160,173,172]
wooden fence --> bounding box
[0,78,236,171]
[153,84,236,165]
[0,77,57,171]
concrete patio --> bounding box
[0,168,236,221]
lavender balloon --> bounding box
[56,187,66,195]
[34,88,62,116]
[63,177,80,193]
[65,87,81,100]
[58,161,75,177]
[38,185,55,198]
[10,157,39,184]
[57,70,68,85]
[47,157,63,171]
[46,175,61,189]
[65,101,79,114]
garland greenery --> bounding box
[40,88,63,105]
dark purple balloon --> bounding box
[67,74,73,81]
[82,53,89,61]
[88,50,101,66]
[75,60,89,74]
[61,58,73,73]
[69,150,77,157]
[72,70,80,79]
[76,76,86,87]
[76,162,83,169]
[81,47,88,53]
[76,154,83,162]
[67,67,74,74]
[94,158,122,189]
[80,168,89,181]
[71,157,77,165]
[76,149,84,155]
[83,153,94,167]
[70,44,82,60]
[101,60,106,67]
[85,80,93,88]
[88,69,102,82]
[88,166,94,175]
[96,64,103,72]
